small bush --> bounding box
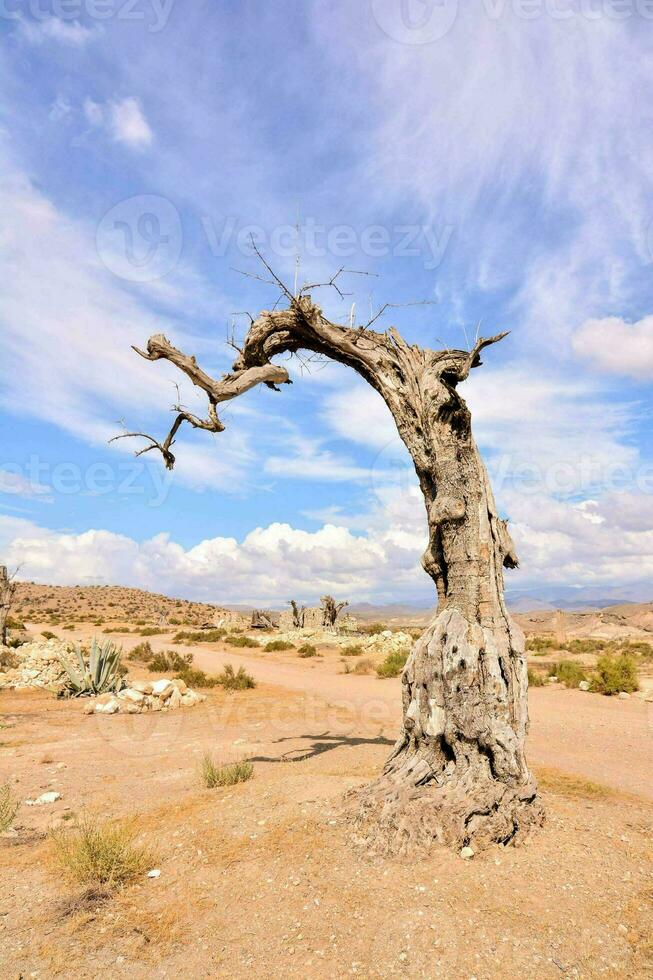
[264,639,295,652]
[41,630,56,640]
[353,657,374,675]
[525,636,557,653]
[51,815,152,886]
[527,667,546,687]
[5,616,25,630]
[376,649,409,678]
[224,634,259,648]
[175,666,220,689]
[361,622,387,636]
[148,650,193,673]
[342,644,363,657]
[591,653,639,695]
[127,641,154,663]
[200,754,253,789]
[138,627,163,637]
[217,664,256,690]
[0,782,19,832]
[548,660,587,689]
[298,643,317,658]
[0,647,19,669]
[63,624,76,631]
[172,628,227,644]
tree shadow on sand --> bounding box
[249,731,394,764]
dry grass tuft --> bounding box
[535,766,614,800]
[51,814,153,887]
[0,781,20,832]
[200,753,253,788]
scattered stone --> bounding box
[147,868,161,878]
[460,846,474,859]
[578,680,591,691]
[25,791,61,806]
[618,692,630,700]
[85,677,206,715]
[131,679,153,695]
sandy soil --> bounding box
[1,623,652,978]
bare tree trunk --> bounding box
[290,600,306,628]
[121,289,544,853]
[0,566,15,647]
[347,341,542,854]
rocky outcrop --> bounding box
[0,638,73,690]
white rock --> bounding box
[578,680,591,691]
[171,678,187,694]
[618,691,630,700]
[119,688,145,703]
[131,679,153,695]
[95,698,120,714]
[25,791,61,806]
[168,686,182,709]
[460,846,474,859]
[147,868,161,878]
[152,679,174,698]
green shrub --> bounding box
[591,653,639,695]
[127,641,154,663]
[0,782,19,833]
[527,667,546,687]
[41,630,56,640]
[200,755,253,789]
[341,644,363,657]
[148,650,193,673]
[51,815,152,886]
[5,616,25,630]
[525,636,557,654]
[172,628,227,644]
[138,627,163,637]
[217,664,256,690]
[63,624,76,631]
[298,643,317,658]
[264,639,295,652]
[376,649,409,678]
[362,622,387,635]
[548,660,587,689]
[174,666,219,689]
[224,634,259,648]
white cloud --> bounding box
[573,315,653,380]
[0,513,423,606]
[109,97,153,149]
[19,16,101,46]
[0,470,51,500]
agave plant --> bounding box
[59,637,125,697]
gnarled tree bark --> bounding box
[0,566,17,647]
[119,290,543,854]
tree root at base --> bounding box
[344,770,545,859]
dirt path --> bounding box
[150,637,653,802]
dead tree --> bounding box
[289,600,306,628]
[0,566,18,647]
[321,594,348,629]
[117,278,543,853]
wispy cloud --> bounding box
[18,16,102,47]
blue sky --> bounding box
[1,1,653,606]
